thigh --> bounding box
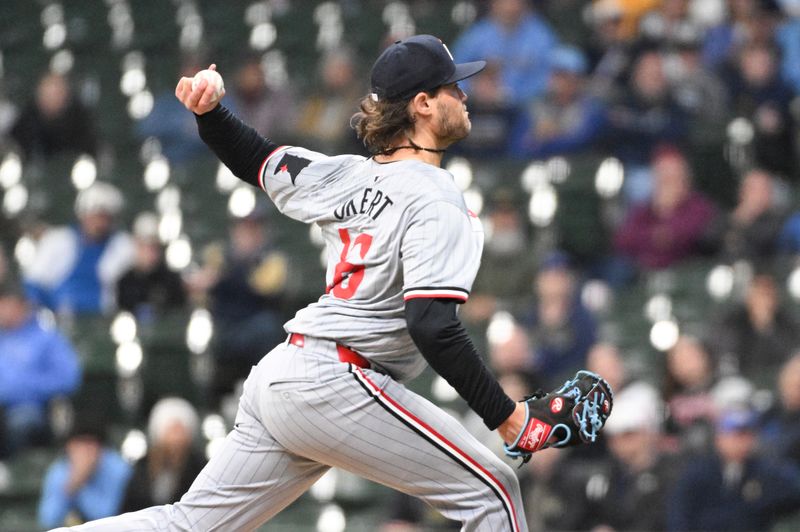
[172,407,328,531]
[260,363,527,532]
[69,363,328,532]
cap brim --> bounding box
[444,60,486,85]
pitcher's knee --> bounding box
[466,459,526,531]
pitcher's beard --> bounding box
[437,102,471,143]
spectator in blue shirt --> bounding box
[776,0,800,94]
[667,409,800,531]
[23,182,135,316]
[513,45,607,159]
[38,420,132,528]
[453,0,558,105]
[0,282,81,457]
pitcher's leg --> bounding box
[64,364,328,532]
[262,364,527,532]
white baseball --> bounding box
[191,69,224,101]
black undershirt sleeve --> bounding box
[195,104,280,188]
[405,298,516,430]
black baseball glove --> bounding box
[503,370,613,464]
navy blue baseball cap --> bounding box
[370,35,486,102]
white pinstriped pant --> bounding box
[60,336,527,531]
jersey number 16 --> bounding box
[329,228,373,300]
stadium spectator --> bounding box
[581,341,660,461]
[575,383,676,531]
[186,206,288,403]
[585,0,638,99]
[135,56,210,165]
[613,147,716,272]
[589,0,661,41]
[9,71,97,161]
[706,168,785,264]
[469,192,535,309]
[294,48,363,155]
[121,397,205,512]
[449,62,527,158]
[513,45,607,159]
[487,322,534,384]
[724,42,797,177]
[711,272,800,385]
[778,206,800,253]
[606,50,688,203]
[667,27,730,143]
[586,341,645,396]
[38,419,132,528]
[702,0,774,70]
[776,0,800,94]
[759,353,800,467]
[662,335,718,454]
[0,282,81,457]
[22,182,135,316]
[116,212,186,322]
[638,0,702,50]
[667,408,800,531]
[228,56,295,142]
[452,0,558,104]
[518,252,597,389]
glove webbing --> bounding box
[575,390,606,443]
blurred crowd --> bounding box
[3,0,800,530]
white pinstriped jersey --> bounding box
[258,146,483,382]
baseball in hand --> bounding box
[191,69,224,102]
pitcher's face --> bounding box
[434,83,471,143]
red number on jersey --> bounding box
[329,228,373,299]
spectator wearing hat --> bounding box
[22,182,135,316]
[667,408,800,531]
[186,205,289,404]
[121,397,206,512]
[116,212,187,323]
[0,282,81,457]
[512,45,608,159]
[573,382,677,531]
[452,0,559,104]
[38,419,132,528]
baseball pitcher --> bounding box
[59,35,611,532]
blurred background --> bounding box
[2,0,800,530]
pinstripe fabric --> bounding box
[64,339,527,531]
[257,147,483,383]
